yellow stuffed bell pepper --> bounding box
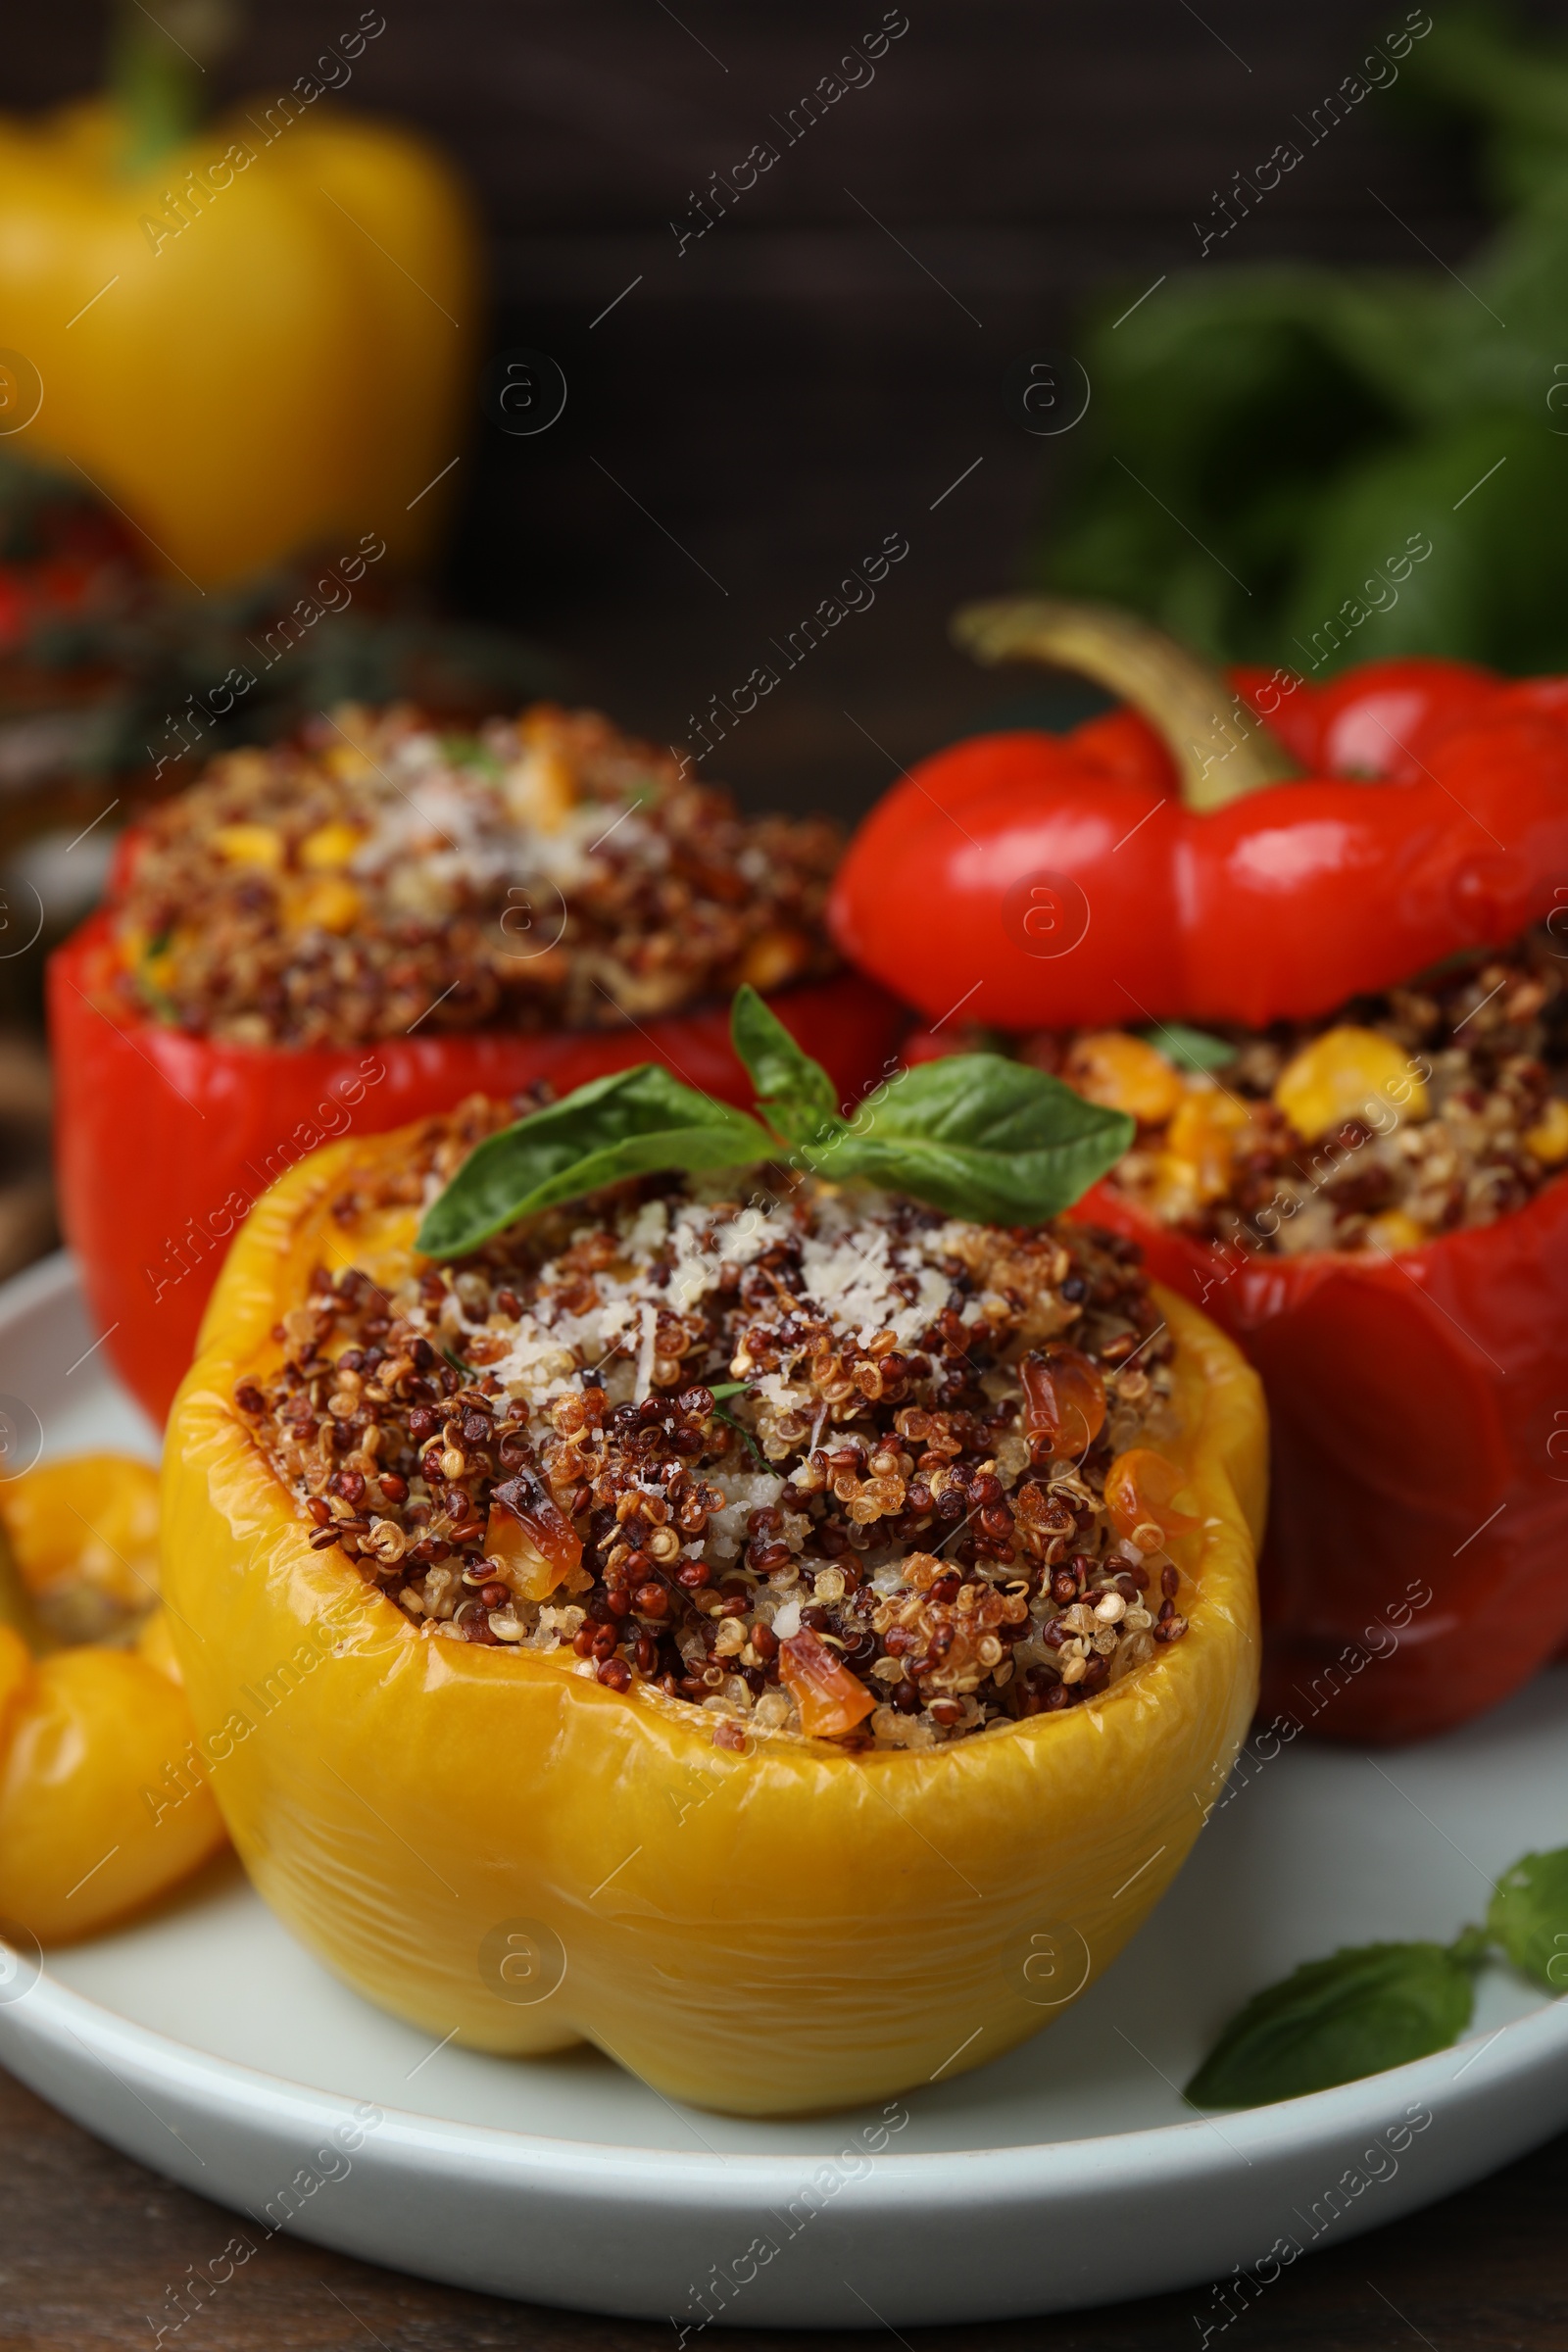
[163,1076,1263,2119]
[0,8,477,587]
[0,1456,227,1942]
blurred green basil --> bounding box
[1039,8,1568,673]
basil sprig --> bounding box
[1185,1938,1484,2111]
[1186,1839,1568,2110]
[416,986,1134,1257]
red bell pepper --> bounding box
[831,598,1568,1743]
[50,907,904,1427]
[831,630,1568,1033]
[1076,1176,1568,1745]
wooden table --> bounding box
[0,2055,1558,2351]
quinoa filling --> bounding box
[235,1109,1191,1749]
[114,705,841,1048]
[996,924,1568,1255]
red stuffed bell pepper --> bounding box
[53,703,902,1426]
[831,597,1568,1744]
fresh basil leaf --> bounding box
[808,1054,1134,1224]
[1139,1020,1237,1074]
[416,1065,775,1256]
[730,984,846,1148]
[1487,1847,1568,1989]
[707,1381,754,1400]
[440,732,504,780]
[1185,1940,1478,2111]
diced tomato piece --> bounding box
[1020,1347,1106,1457]
[1104,1447,1199,1550]
[486,1470,582,1600]
[778,1628,877,1739]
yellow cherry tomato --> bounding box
[0,1627,224,1942]
[0,1452,160,1641]
[0,1459,226,1943]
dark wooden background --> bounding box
[9,0,1533,823]
[8,4,1568,2344]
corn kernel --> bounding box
[213,749,271,790]
[1363,1209,1427,1254]
[1164,1088,1253,1202]
[1527,1098,1568,1164]
[300,820,363,871]
[1274,1025,1428,1142]
[286,877,361,935]
[212,822,283,870]
[506,745,578,833]
[1065,1032,1185,1125]
[325,743,375,782]
[735,927,810,992]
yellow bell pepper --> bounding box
[163,1120,1264,2118]
[0,11,478,587]
[0,1456,226,1941]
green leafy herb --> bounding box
[416,1065,775,1257]
[731,983,845,1146]
[417,989,1134,1256]
[809,1053,1135,1226]
[1035,12,1568,676]
[1139,1020,1237,1074]
[134,925,181,1025]
[441,733,505,782]
[1185,1939,1481,2111]
[1487,1847,1568,1989]
[1187,1838,1568,2110]
[703,1378,762,1462]
[712,1403,765,1465]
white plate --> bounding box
[0,1251,1565,2328]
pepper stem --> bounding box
[0,1521,57,1658]
[952,596,1300,812]
[110,0,238,175]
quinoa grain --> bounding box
[237,1113,1190,1748]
